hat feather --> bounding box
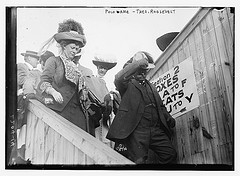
[58,19,85,35]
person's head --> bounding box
[21,50,40,68]
[53,19,86,60]
[58,39,82,60]
[124,51,155,82]
[92,54,117,78]
[40,50,55,70]
[97,65,108,77]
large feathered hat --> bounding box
[53,19,87,47]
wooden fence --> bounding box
[24,99,134,165]
[147,7,234,164]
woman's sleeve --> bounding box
[38,57,56,93]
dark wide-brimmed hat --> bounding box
[156,32,179,51]
[92,54,117,70]
[21,50,40,60]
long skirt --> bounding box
[58,93,87,131]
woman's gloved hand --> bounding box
[47,87,63,104]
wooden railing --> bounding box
[24,99,134,165]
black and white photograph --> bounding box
[3,1,238,175]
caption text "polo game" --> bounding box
[105,8,176,15]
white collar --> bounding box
[96,74,105,79]
[25,62,34,71]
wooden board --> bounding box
[44,125,55,164]
[25,111,34,161]
[27,99,134,165]
[211,10,233,117]
[34,117,45,164]
[148,8,233,165]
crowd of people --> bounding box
[10,18,177,165]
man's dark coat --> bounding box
[106,79,175,141]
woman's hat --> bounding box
[38,19,86,55]
[92,54,117,70]
[53,19,86,47]
[21,50,40,60]
[53,31,86,47]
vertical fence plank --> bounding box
[25,111,33,160]
[177,45,185,63]
[34,117,45,164]
[26,111,38,163]
[211,10,233,117]
[167,54,174,70]
[220,8,234,78]
[199,17,224,164]
[210,11,234,164]
[172,51,179,67]
[44,126,55,164]
[225,8,234,38]
[182,38,191,60]
[53,132,62,164]
[176,114,192,164]
[32,117,39,163]
[64,138,75,164]
[175,117,183,163]
[193,26,214,162]
[161,59,169,74]
[188,31,207,161]
[73,146,84,164]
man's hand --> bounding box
[132,52,149,69]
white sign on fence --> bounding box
[151,57,200,118]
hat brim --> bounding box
[21,53,40,60]
[92,60,117,70]
[54,32,86,47]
